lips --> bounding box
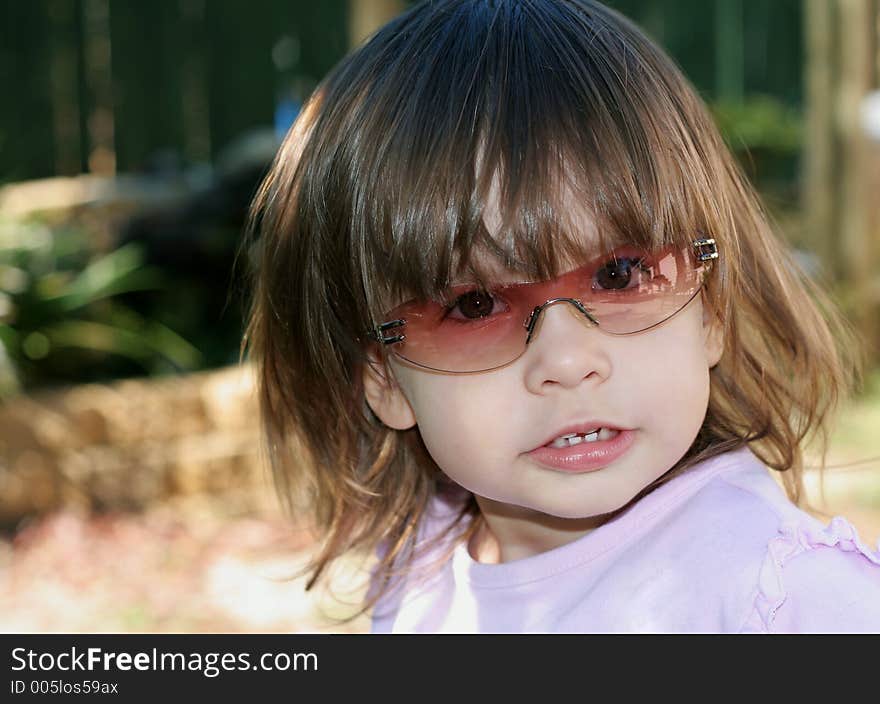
[527,421,636,474]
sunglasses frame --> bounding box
[367,237,719,372]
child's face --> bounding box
[368,287,722,516]
[364,213,724,542]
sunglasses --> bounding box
[368,238,718,373]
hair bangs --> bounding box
[347,0,722,326]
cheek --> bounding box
[630,319,712,444]
[402,376,517,473]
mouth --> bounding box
[538,422,628,450]
[546,427,621,448]
[529,423,636,473]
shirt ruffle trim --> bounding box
[742,516,880,633]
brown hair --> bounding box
[241,0,863,617]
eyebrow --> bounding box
[448,258,533,288]
[447,275,533,290]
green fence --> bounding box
[2,1,803,183]
[0,0,348,182]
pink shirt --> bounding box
[370,447,880,633]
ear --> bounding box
[701,299,725,368]
[362,351,417,430]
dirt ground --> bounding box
[0,495,372,633]
[1,471,877,633]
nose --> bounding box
[521,299,612,392]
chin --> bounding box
[541,492,639,522]
[526,500,622,522]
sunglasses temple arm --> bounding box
[367,318,406,345]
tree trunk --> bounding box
[803,0,880,365]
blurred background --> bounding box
[1,0,879,632]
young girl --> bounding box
[242,0,880,632]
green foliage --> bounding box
[711,95,803,154]
[710,95,803,207]
[0,217,202,398]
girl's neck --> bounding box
[468,496,619,563]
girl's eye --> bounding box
[447,290,502,320]
[594,255,651,291]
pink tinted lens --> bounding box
[386,245,703,372]
[573,246,702,334]
[387,294,528,372]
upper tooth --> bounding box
[551,429,604,447]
